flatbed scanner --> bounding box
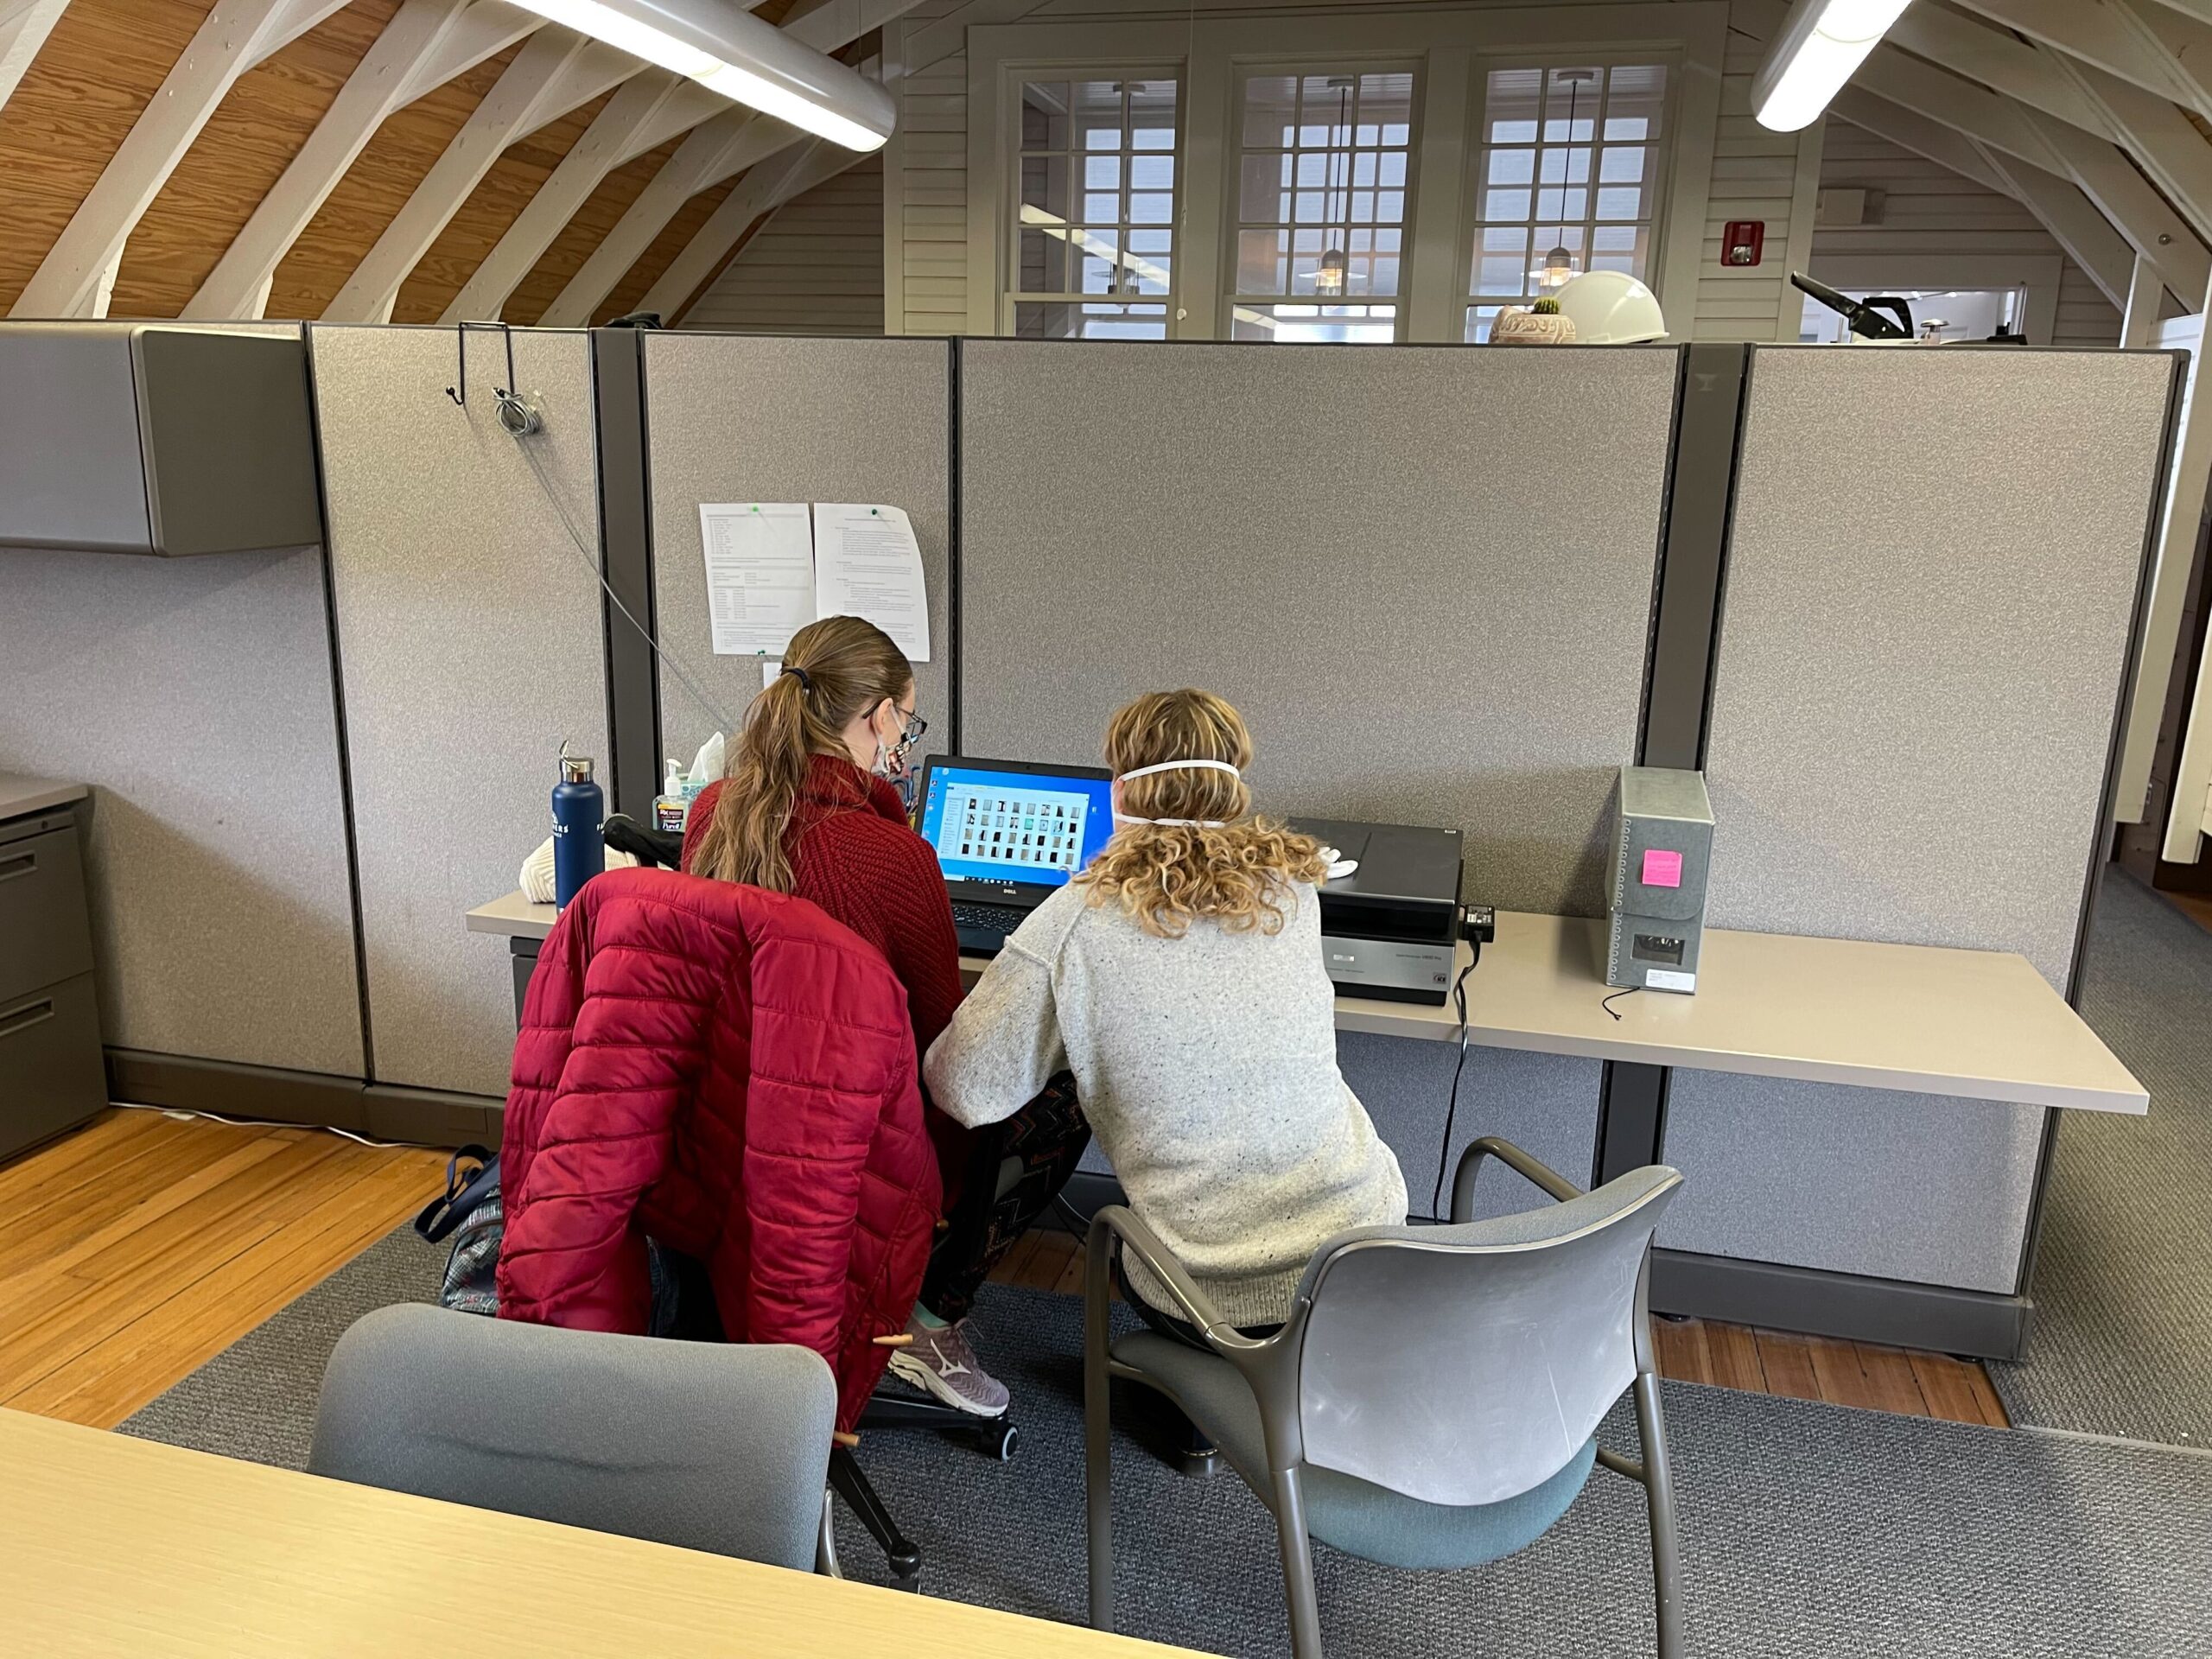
[1290,817,1464,1006]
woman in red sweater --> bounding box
[681,614,1084,1416]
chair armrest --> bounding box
[1085,1206,1272,1359]
[1449,1135,1584,1222]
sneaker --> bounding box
[886,1313,1010,1418]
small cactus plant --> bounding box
[1530,297,1560,315]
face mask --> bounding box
[1112,758,1242,828]
[874,704,928,805]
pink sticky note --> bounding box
[1642,849,1683,889]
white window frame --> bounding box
[1462,55,1683,340]
[999,68,1188,340]
[962,4,1727,342]
[1222,60,1425,344]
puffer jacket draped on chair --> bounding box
[496,868,941,1430]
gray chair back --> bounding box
[309,1304,836,1570]
[1291,1166,1681,1508]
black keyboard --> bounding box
[951,901,1026,954]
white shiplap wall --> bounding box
[682,159,887,334]
[1690,13,1823,343]
[1810,123,2120,348]
[880,0,1820,342]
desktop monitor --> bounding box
[913,754,1116,902]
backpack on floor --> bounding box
[413,1144,502,1317]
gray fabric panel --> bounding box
[1708,348,2172,988]
[1074,1031,1601,1223]
[957,341,1676,917]
[641,334,952,763]
[312,326,608,1097]
[1676,347,2173,1291]
[0,534,363,1077]
[1657,1070,2043,1294]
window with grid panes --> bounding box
[1466,63,1668,342]
[1009,78,1179,340]
[1230,70,1414,343]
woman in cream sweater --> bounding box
[924,688,1406,1334]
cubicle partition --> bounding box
[637,334,954,770]
[957,340,1684,1208]
[0,514,365,1083]
[310,325,612,1104]
[0,321,2178,1357]
[1653,346,2179,1342]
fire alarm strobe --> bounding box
[1721,220,1764,266]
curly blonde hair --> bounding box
[1076,689,1327,938]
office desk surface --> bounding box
[0,1409,1199,1659]
[466,893,2144,1116]
[0,772,87,820]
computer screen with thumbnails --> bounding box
[916,760,1116,889]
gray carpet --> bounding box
[1990,872,2212,1448]
[127,1224,2212,1656]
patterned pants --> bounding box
[921,1072,1090,1321]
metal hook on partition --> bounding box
[444,320,542,435]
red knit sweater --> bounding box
[682,753,971,1186]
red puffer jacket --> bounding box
[496,867,941,1431]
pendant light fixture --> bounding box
[1535,68,1594,293]
[508,0,897,151]
[1314,79,1352,299]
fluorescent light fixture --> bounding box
[511,0,896,151]
[1752,0,1914,133]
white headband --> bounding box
[1113,757,1242,829]
[1116,759,1242,784]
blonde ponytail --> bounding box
[689,615,912,892]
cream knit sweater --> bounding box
[923,879,1407,1328]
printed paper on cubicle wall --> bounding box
[698,501,930,663]
[813,504,931,663]
[699,503,814,657]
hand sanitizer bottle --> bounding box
[655,759,690,835]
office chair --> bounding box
[600,812,1021,1594]
[1084,1138,1686,1659]
[310,1303,836,1572]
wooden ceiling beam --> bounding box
[321,30,637,321]
[0,0,71,116]
[10,0,353,317]
[1951,0,2212,121]
[442,67,688,320]
[538,0,947,326]
[458,0,916,322]
[533,109,793,324]
[392,0,543,104]
[640,134,842,319]
[185,0,483,319]
[1735,0,2210,305]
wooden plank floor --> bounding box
[0,1109,449,1430]
[0,1110,2005,1432]
[988,1227,2011,1427]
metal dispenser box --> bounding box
[1605,766,1714,994]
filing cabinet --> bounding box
[0,778,105,1163]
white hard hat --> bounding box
[1554,269,1669,344]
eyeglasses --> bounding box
[893,704,928,747]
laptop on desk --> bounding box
[913,754,1115,956]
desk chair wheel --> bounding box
[975,1419,1020,1461]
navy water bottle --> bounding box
[551,750,605,910]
